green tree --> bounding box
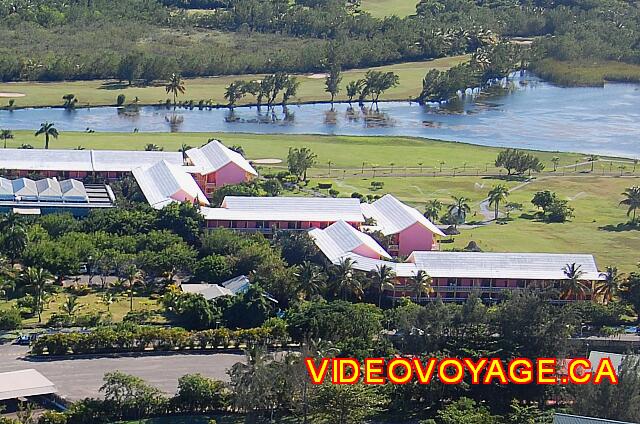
[369,264,395,307]
[100,371,166,421]
[60,295,82,318]
[34,122,59,149]
[282,76,300,105]
[0,129,14,148]
[487,184,509,220]
[19,267,53,323]
[436,398,498,424]
[62,94,77,109]
[311,382,388,424]
[620,186,640,223]
[596,266,623,305]
[345,80,361,103]
[118,52,144,85]
[495,149,544,175]
[621,269,640,324]
[262,178,283,197]
[324,64,342,105]
[175,374,228,413]
[224,80,247,107]
[331,257,363,301]
[287,147,317,181]
[165,73,185,105]
[193,255,231,284]
[424,199,442,222]
[297,261,326,300]
[551,156,560,172]
[531,190,556,214]
[448,196,471,228]
[561,263,589,300]
[409,269,433,303]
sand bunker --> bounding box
[308,73,328,79]
[252,158,283,165]
[0,92,26,98]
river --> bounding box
[1,74,639,158]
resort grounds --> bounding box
[4,130,640,272]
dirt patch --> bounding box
[0,92,26,98]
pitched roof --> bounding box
[361,194,445,237]
[0,177,13,199]
[310,220,391,262]
[553,414,636,424]
[408,251,603,280]
[12,177,38,199]
[0,369,56,401]
[36,178,63,201]
[332,253,419,277]
[202,196,365,223]
[91,150,183,172]
[181,283,234,300]
[132,160,209,209]
[186,140,257,176]
[221,275,251,294]
[60,179,89,202]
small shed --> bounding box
[0,369,57,401]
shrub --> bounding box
[38,411,68,424]
[0,308,22,330]
[328,188,339,197]
[123,309,153,324]
[317,182,332,190]
[116,94,126,106]
[370,181,384,190]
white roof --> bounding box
[0,369,56,401]
[332,253,419,277]
[12,177,38,198]
[361,194,445,237]
[91,150,183,172]
[553,414,636,424]
[0,177,13,199]
[309,220,391,262]
[181,283,234,300]
[36,178,63,201]
[0,148,184,173]
[221,275,250,294]
[60,179,89,202]
[408,251,603,280]
[0,149,93,172]
[202,196,365,223]
[186,140,257,176]
[132,160,209,209]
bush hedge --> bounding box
[30,324,287,356]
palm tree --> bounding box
[424,199,442,222]
[560,263,589,300]
[297,261,326,300]
[179,143,192,162]
[551,157,560,172]
[19,267,53,323]
[369,264,395,307]
[100,291,116,312]
[596,266,622,305]
[448,196,471,228]
[586,155,599,172]
[409,270,433,303]
[123,265,142,311]
[487,184,510,220]
[165,73,186,106]
[34,122,59,149]
[0,215,28,265]
[0,129,14,148]
[331,257,363,301]
[60,295,82,317]
[620,186,640,223]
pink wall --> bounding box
[397,222,435,256]
[352,244,384,259]
[214,163,250,187]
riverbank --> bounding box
[0,56,467,109]
[532,59,640,86]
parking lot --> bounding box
[0,344,244,401]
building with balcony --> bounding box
[185,140,258,195]
[361,194,445,256]
[201,196,366,234]
[132,160,209,209]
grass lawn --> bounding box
[0,292,162,328]
[0,56,467,109]
[6,131,600,175]
[361,0,417,17]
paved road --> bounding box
[0,344,244,401]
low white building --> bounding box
[132,160,209,209]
